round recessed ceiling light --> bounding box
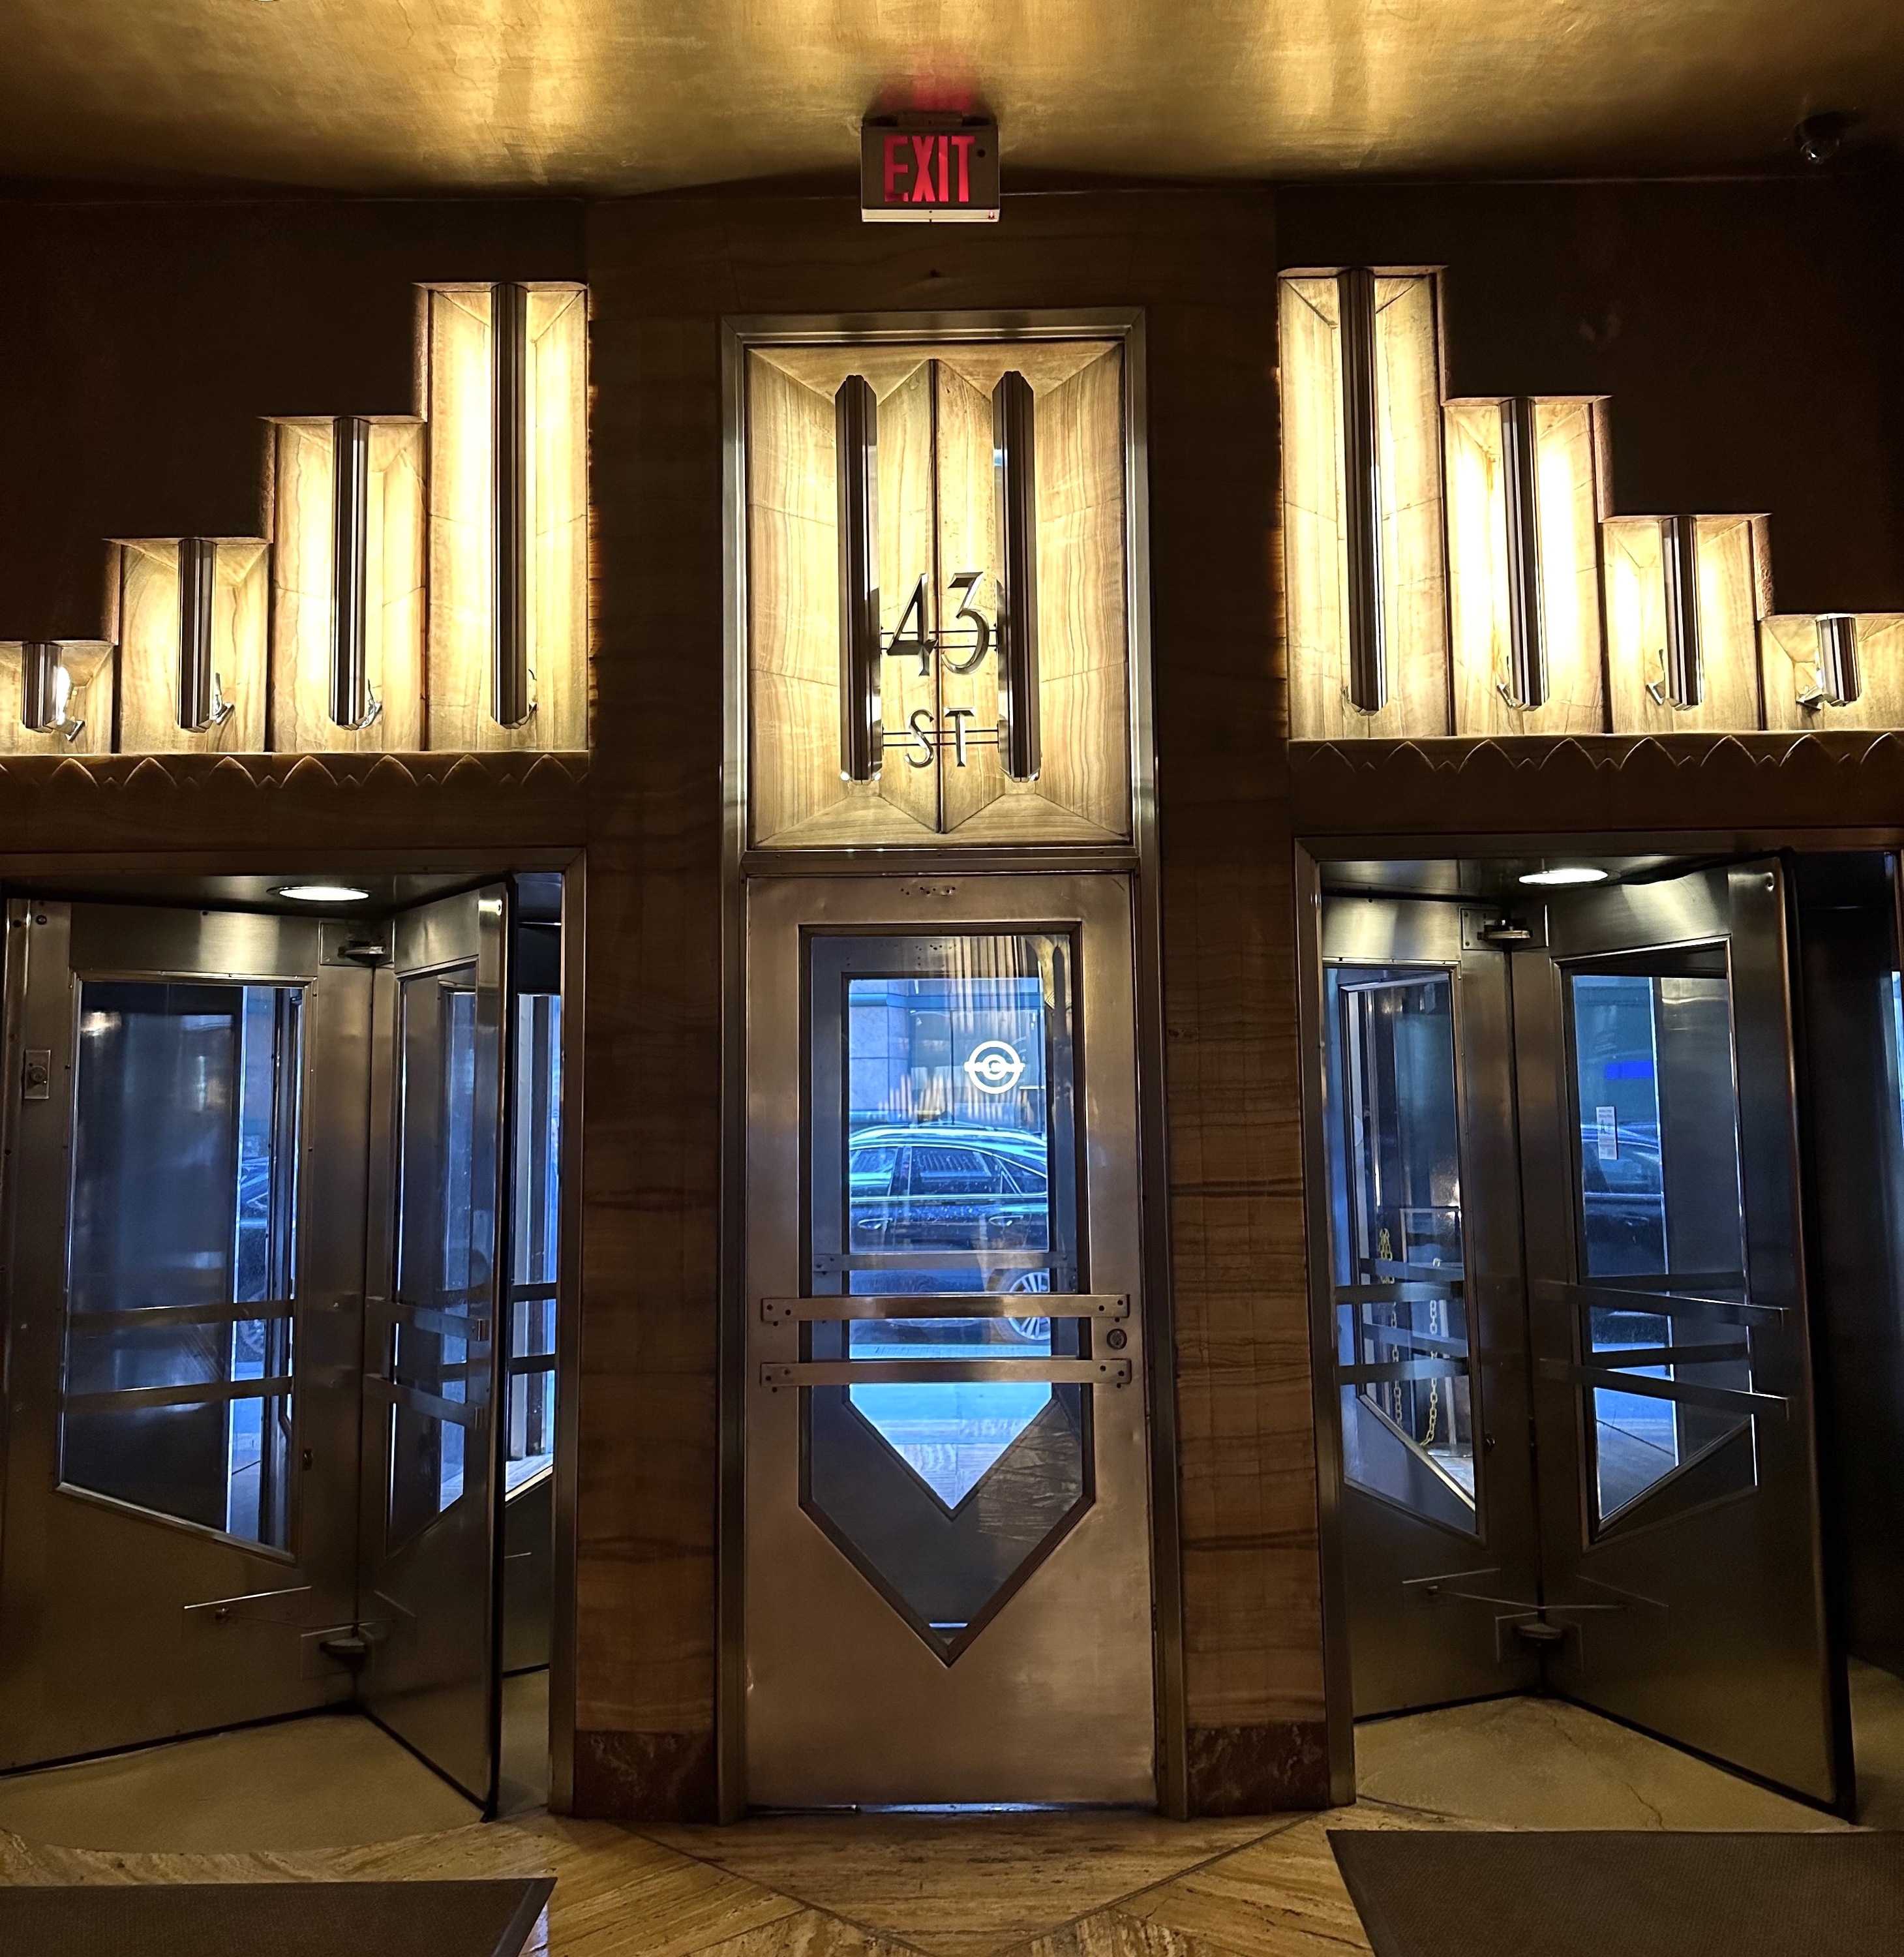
[273,883,370,904]
[1517,866,1609,888]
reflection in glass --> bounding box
[387,964,495,1549]
[1566,954,1755,1526]
[843,972,1057,1496]
[505,992,560,1494]
[1326,968,1477,1530]
[61,982,299,1546]
[804,933,1089,1656]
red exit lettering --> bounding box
[881,131,979,206]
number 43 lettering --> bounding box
[884,572,991,676]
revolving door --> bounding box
[1307,857,1849,1811]
[0,879,566,1812]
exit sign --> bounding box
[861,114,1000,223]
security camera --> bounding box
[1794,112,1856,166]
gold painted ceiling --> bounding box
[1,1,1899,194]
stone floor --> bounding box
[0,1667,549,1850]
[0,1681,1887,1956]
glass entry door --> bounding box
[1515,860,1849,1810]
[744,875,1154,1806]
[0,902,370,1768]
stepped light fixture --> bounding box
[19,643,84,742]
[272,883,370,904]
[1518,864,1608,887]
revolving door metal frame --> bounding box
[1297,838,1859,1813]
[0,847,584,1813]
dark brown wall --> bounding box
[7,172,1903,1825]
[1280,175,1904,616]
[578,187,1323,1819]
[0,198,586,639]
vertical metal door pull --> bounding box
[835,372,883,780]
[491,281,534,729]
[993,369,1041,779]
[1337,266,1386,715]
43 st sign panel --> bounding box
[746,341,1130,848]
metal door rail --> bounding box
[508,1281,560,1303]
[67,1375,295,1414]
[385,1281,492,1312]
[1586,1341,1752,1369]
[761,1358,1131,1388]
[1337,1357,1469,1387]
[1360,1257,1466,1283]
[762,1292,1126,1323]
[181,1585,313,1628]
[1534,1277,1785,1329]
[70,1299,295,1331]
[1539,1356,1787,1419]
[363,1376,489,1428]
[1346,1325,1470,1358]
[1335,1281,1465,1305]
[1577,1269,1747,1292]
[813,1250,1069,1275]
[373,1297,492,1343]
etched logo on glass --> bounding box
[962,1039,1025,1095]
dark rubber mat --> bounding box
[1330,1830,1904,1957]
[0,1877,552,1957]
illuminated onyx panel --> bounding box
[270,419,425,753]
[116,539,269,754]
[1281,273,1449,740]
[1443,397,1609,736]
[1603,515,1767,734]
[746,340,1130,849]
[0,643,115,755]
[1761,613,1904,731]
[426,284,588,752]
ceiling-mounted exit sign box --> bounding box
[861,114,1000,222]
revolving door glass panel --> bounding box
[505,990,560,1494]
[61,981,302,1547]
[386,963,496,1551]
[1326,967,1477,1532]
[1564,948,1757,1530]
[805,932,1093,1659]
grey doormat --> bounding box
[1330,1830,1904,1957]
[0,1877,552,1957]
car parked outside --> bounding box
[847,1122,1053,1311]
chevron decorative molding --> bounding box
[1290,731,1904,835]
[0,748,591,853]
